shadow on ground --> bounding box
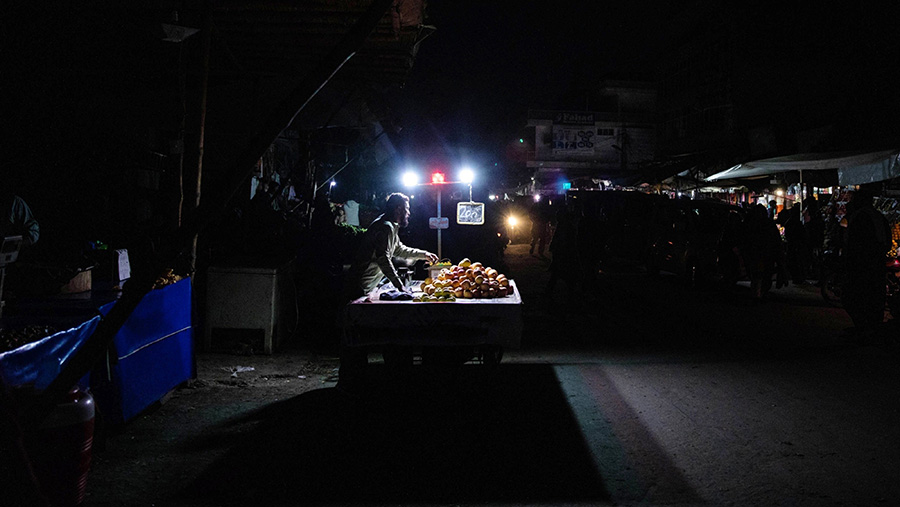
[177,364,609,505]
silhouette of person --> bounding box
[740,204,784,300]
[777,203,810,284]
[803,197,826,284]
[841,187,891,343]
[767,199,778,220]
[546,205,581,296]
[529,201,551,257]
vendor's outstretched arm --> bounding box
[395,241,438,265]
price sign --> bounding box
[429,217,449,229]
[456,202,485,225]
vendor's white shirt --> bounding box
[350,216,428,294]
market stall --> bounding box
[704,149,900,251]
[820,191,900,256]
[342,259,523,367]
[705,149,900,186]
[0,277,195,424]
[344,280,522,350]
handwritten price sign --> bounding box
[456,202,485,225]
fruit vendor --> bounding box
[347,192,438,298]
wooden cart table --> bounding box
[342,280,523,366]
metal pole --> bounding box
[437,186,442,259]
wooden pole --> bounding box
[177,43,186,228]
[190,15,212,274]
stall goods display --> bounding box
[890,222,900,258]
[414,258,511,302]
[152,269,184,290]
[824,192,852,222]
[0,325,58,353]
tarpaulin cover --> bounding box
[705,150,900,185]
[838,151,900,185]
[343,280,523,349]
[0,315,101,388]
[94,278,195,423]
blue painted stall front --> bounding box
[1,278,195,425]
[94,278,195,424]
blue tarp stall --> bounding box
[0,315,101,389]
[0,278,195,424]
[94,278,195,424]
[705,149,900,186]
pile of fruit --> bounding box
[414,258,510,302]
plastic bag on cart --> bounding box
[379,289,414,301]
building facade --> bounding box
[526,82,656,194]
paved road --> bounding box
[83,242,899,507]
[502,242,899,506]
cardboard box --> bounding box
[60,269,92,294]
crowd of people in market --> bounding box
[528,185,897,343]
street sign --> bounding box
[456,202,485,225]
[429,217,449,229]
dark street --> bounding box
[82,243,900,507]
[4,4,900,507]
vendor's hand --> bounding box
[424,252,439,264]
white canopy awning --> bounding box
[705,150,900,186]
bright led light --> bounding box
[459,167,475,184]
[431,172,446,184]
[775,189,784,197]
[533,194,541,202]
[329,180,336,188]
[507,215,518,227]
[402,171,418,187]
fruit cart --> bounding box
[342,279,522,368]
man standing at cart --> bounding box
[340,193,438,392]
[347,192,438,298]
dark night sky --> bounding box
[388,2,900,184]
[391,2,672,180]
